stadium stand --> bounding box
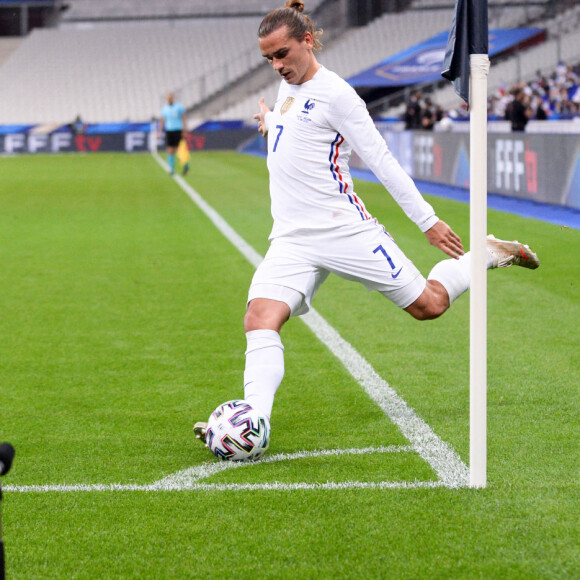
[0,0,578,125]
[0,1,331,124]
[420,8,580,117]
[0,36,21,66]
[216,8,457,121]
[412,0,550,28]
[216,3,569,121]
[60,0,324,22]
[0,19,263,124]
[362,2,580,121]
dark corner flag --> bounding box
[441,0,489,103]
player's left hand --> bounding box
[425,220,464,259]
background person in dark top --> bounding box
[507,88,532,131]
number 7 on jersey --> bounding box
[273,125,284,152]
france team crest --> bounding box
[302,99,315,114]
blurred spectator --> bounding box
[419,97,435,130]
[533,92,548,120]
[403,94,443,130]
[435,111,453,132]
[448,101,469,120]
[507,87,532,131]
[490,60,580,122]
[69,114,85,135]
[420,107,435,130]
[399,60,580,129]
[403,91,423,129]
[404,101,421,129]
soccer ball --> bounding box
[206,400,270,462]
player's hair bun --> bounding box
[285,0,305,13]
[259,0,322,51]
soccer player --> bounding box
[194,0,539,444]
[159,92,189,176]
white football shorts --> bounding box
[248,219,426,316]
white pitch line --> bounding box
[154,445,414,488]
[5,481,446,493]
[151,152,470,489]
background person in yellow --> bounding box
[159,92,189,176]
[176,138,190,171]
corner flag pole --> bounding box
[442,0,489,488]
[469,51,490,488]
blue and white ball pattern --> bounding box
[206,400,270,461]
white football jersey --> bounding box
[264,66,438,239]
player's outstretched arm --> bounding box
[254,97,271,137]
[425,220,464,259]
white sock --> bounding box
[428,253,471,304]
[243,329,284,421]
[428,251,495,304]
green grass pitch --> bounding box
[0,151,578,578]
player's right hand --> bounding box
[253,97,270,137]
